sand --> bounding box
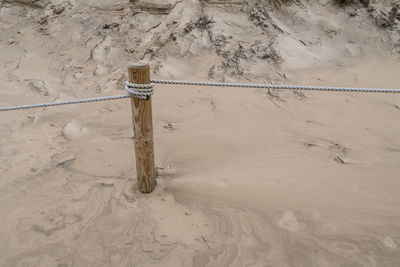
[1,58,400,266]
[1,0,400,266]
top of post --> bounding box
[128,62,150,84]
[130,62,148,68]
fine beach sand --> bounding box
[1,0,400,266]
[0,58,399,266]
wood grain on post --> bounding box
[128,63,156,193]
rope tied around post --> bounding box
[127,63,156,193]
[2,78,400,112]
[125,81,154,99]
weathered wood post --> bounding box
[128,62,156,193]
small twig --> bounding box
[201,236,210,249]
[15,57,22,70]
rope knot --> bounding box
[125,81,154,99]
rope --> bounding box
[0,81,153,112]
[1,79,399,112]
[124,81,154,99]
[150,79,400,93]
[0,95,130,112]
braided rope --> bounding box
[150,79,400,93]
[124,81,154,99]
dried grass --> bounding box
[335,0,370,7]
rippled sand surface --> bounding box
[1,59,400,266]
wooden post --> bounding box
[128,62,156,193]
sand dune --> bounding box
[1,0,400,266]
[1,59,399,266]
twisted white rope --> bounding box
[124,81,154,99]
[0,95,130,112]
[0,82,154,112]
[150,79,400,93]
[1,79,399,112]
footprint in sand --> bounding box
[279,211,300,232]
[383,236,398,250]
[62,120,89,139]
[304,138,348,164]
